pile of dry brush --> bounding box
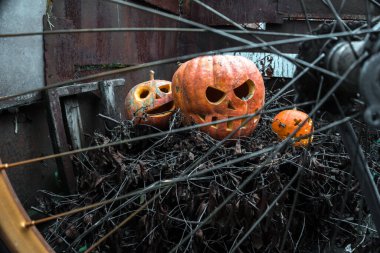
[36,90,380,253]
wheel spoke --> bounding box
[0,27,314,38]
[168,50,369,252]
[229,167,302,252]
[1,1,378,252]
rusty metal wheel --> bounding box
[0,1,380,253]
[0,170,53,252]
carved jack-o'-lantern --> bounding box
[172,55,265,140]
[125,71,175,129]
[271,109,314,147]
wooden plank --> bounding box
[0,92,41,111]
[55,79,125,97]
[99,79,124,130]
[45,90,76,193]
[63,97,84,150]
[99,80,120,120]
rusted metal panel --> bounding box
[178,18,327,56]
[183,0,282,24]
[72,0,180,65]
[279,0,379,20]
[43,16,76,85]
[45,0,181,90]
[141,0,180,14]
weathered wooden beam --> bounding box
[63,97,84,150]
[45,90,76,193]
[0,92,41,111]
[56,79,125,97]
[99,80,122,120]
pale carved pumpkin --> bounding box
[271,109,314,147]
[172,55,265,140]
[125,71,175,129]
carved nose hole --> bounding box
[233,79,255,101]
[227,101,236,110]
[159,84,171,93]
[198,114,206,121]
[206,87,226,104]
[155,94,162,99]
[227,117,233,131]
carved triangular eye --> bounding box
[137,88,150,99]
[158,84,171,93]
[206,87,226,104]
[234,79,255,101]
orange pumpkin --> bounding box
[271,109,314,147]
[125,71,175,129]
[172,55,265,140]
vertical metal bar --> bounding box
[45,90,76,193]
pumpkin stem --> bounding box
[149,70,155,80]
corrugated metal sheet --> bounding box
[226,52,297,78]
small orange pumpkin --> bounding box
[172,55,265,140]
[271,109,313,147]
[125,71,175,129]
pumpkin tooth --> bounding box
[211,116,218,129]
[240,119,247,129]
[227,117,234,131]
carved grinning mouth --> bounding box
[196,114,248,131]
[146,101,175,117]
[226,118,247,131]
